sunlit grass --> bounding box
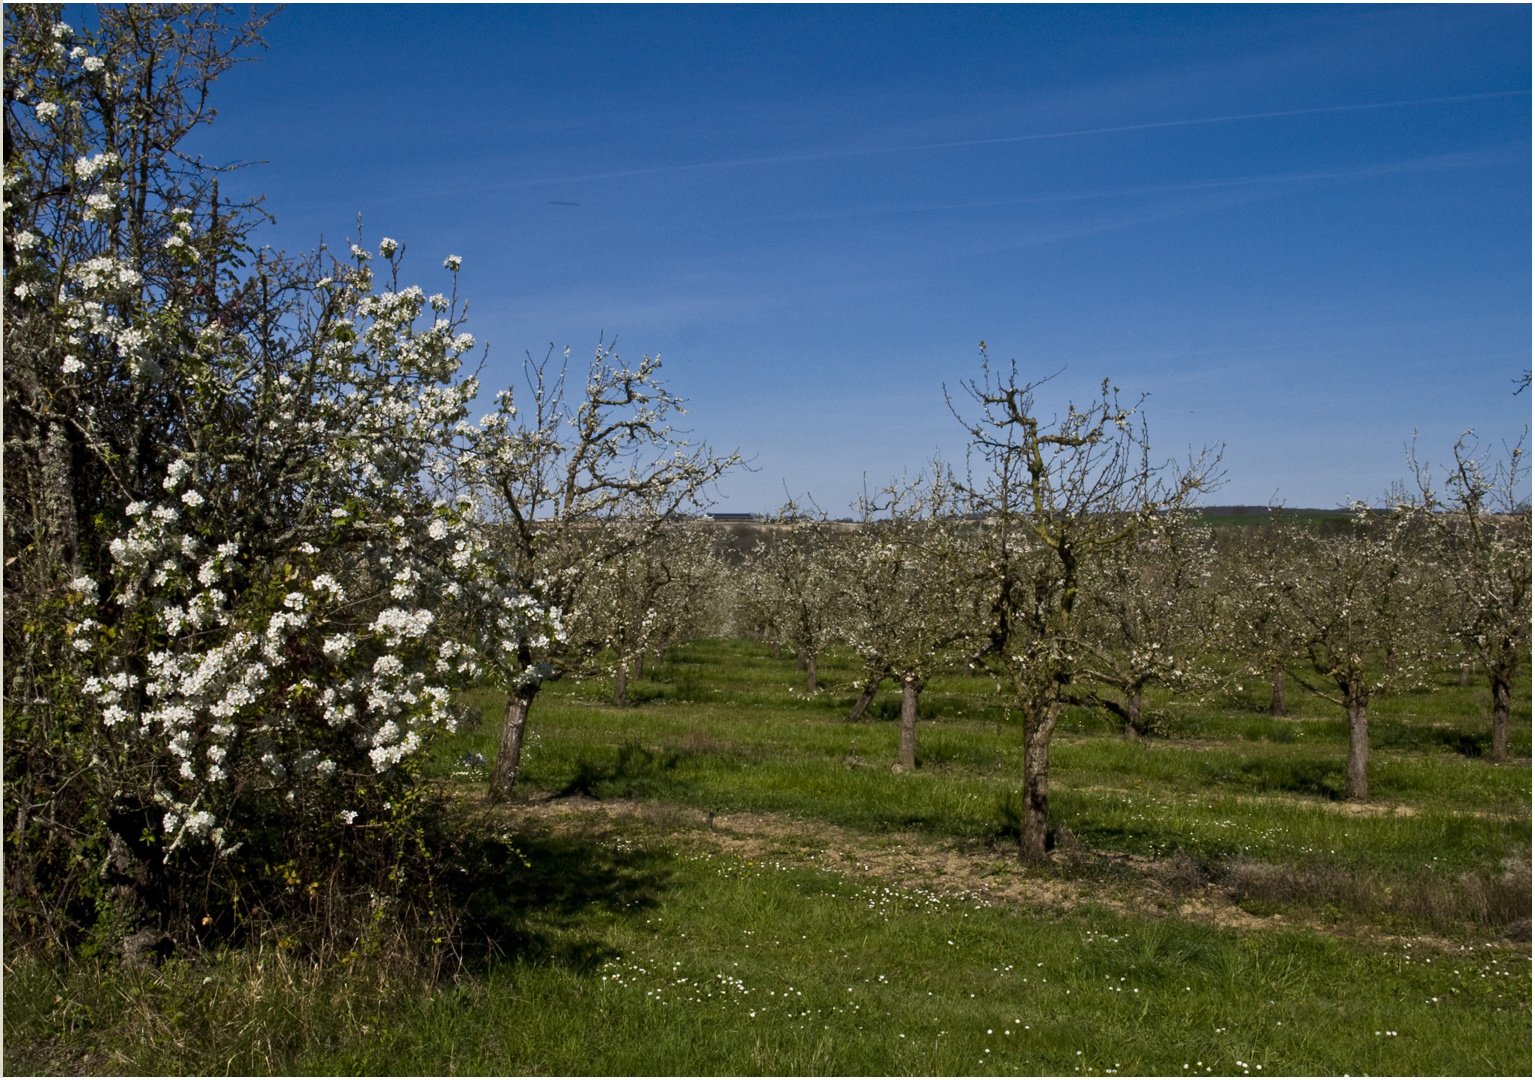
[8,840,1528,1075]
[6,638,1528,1075]
[445,641,1529,880]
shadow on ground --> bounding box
[446,827,673,972]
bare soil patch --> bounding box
[475,790,1298,937]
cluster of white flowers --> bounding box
[73,150,118,179]
[55,243,578,850]
[10,12,579,856]
[69,254,140,292]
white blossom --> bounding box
[73,151,119,179]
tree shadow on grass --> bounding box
[1210,757,1346,800]
[446,830,673,974]
[555,740,682,799]
[1372,721,1492,758]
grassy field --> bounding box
[5,640,1529,1075]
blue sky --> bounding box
[167,2,1528,512]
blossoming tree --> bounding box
[951,349,1215,862]
[3,4,545,944]
[1409,433,1531,762]
[835,466,985,768]
[455,346,739,799]
[1273,505,1432,800]
[743,501,847,696]
[1073,508,1220,738]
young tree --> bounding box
[577,514,722,706]
[643,517,729,666]
[1074,508,1218,738]
[1410,434,1531,762]
[1216,517,1303,717]
[836,466,983,768]
[457,347,738,798]
[1275,506,1431,800]
[952,350,1215,862]
[744,503,845,695]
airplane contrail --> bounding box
[510,89,1527,188]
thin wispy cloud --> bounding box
[507,89,1527,189]
[754,143,1525,226]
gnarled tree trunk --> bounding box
[634,651,645,680]
[1270,663,1286,716]
[847,673,882,722]
[794,646,806,671]
[1345,683,1370,801]
[1020,701,1061,863]
[614,660,629,707]
[805,652,818,694]
[1490,667,1510,763]
[489,684,540,801]
[897,674,923,769]
[1122,685,1144,740]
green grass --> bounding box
[7,840,1528,1075]
[441,643,1528,879]
[6,638,1529,1075]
